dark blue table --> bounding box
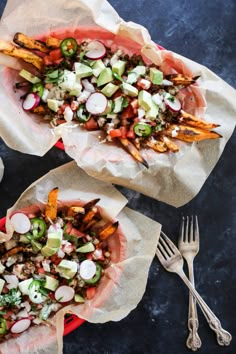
[0,1,235,353]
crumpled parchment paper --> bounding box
[0,161,161,354]
[0,0,235,207]
[0,158,4,183]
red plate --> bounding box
[0,216,85,335]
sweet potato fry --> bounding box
[0,40,43,69]
[83,198,100,211]
[99,221,119,240]
[82,207,98,225]
[160,136,179,152]
[166,74,200,86]
[119,138,149,168]
[180,110,220,130]
[163,124,222,142]
[13,32,49,53]
[45,187,59,222]
[31,105,48,115]
[46,37,62,48]
[145,139,168,153]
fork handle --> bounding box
[179,270,232,346]
[186,261,201,351]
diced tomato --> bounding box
[109,129,122,138]
[84,117,99,131]
[137,78,151,90]
[43,55,53,66]
[37,267,45,274]
[70,227,85,238]
[150,121,157,126]
[57,103,70,115]
[86,253,93,260]
[120,126,127,138]
[121,105,135,119]
[48,292,55,301]
[86,287,96,300]
[50,254,62,266]
[71,101,79,111]
[130,99,138,114]
[127,129,135,139]
[49,49,62,61]
[112,89,124,99]
[3,310,14,320]
[5,320,12,330]
[56,119,67,125]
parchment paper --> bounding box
[0,161,161,354]
[0,158,3,182]
[0,0,235,207]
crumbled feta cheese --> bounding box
[0,262,5,274]
[162,79,173,86]
[138,78,151,90]
[92,249,103,260]
[4,274,19,289]
[152,93,163,106]
[42,259,51,272]
[5,239,17,250]
[57,249,65,258]
[41,88,49,102]
[138,108,146,119]
[63,106,74,122]
[6,256,17,267]
[16,309,29,318]
[171,126,180,138]
[77,90,91,104]
[82,79,95,93]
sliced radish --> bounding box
[85,92,107,115]
[55,285,75,303]
[11,318,31,334]
[82,79,95,93]
[164,93,181,112]
[22,93,40,111]
[79,260,96,280]
[10,213,31,234]
[85,40,106,60]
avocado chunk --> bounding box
[112,60,126,76]
[101,83,119,97]
[145,101,159,120]
[57,260,77,279]
[74,62,93,79]
[149,67,163,85]
[103,100,113,114]
[41,245,58,257]
[127,65,146,84]
[74,294,85,303]
[138,90,153,110]
[76,242,95,253]
[47,232,62,249]
[113,96,124,113]
[47,99,64,113]
[97,68,113,87]
[0,279,5,294]
[92,59,106,77]
[44,275,59,291]
[19,69,41,84]
[121,82,138,97]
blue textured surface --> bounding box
[0,1,235,353]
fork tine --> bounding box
[185,215,189,242]
[160,231,179,255]
[189,215,194,242]
[156,246,166,264]
[179,216,185,243]
[194,215,199,242]
[157,240,170,260]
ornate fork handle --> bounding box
[179,271,232,346]
[186,261,201,351]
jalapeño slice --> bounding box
[28,218,47,240]
[60,38,78,57]
[133,123,152,137]
[32,82,44,98]
[84,263,102,284]
[0,317,6,335]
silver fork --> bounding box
[156,231,232,346]
[178,216,201,351]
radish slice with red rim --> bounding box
[85,40,106,60]
[10,213,31,234]
[11,318,31,334]
[85,92,107,115]
[164,93,181,112]
[55,285,75,303]
[22,93,40,111]
[79,260,96,280]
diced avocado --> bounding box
[74,62,93,79]
[149,67,163,85]
[47,99,64,112]
[76,242,95,253]
[103,100,113,114]
[19,69,41,84]
[74,294,85,303]
[92,59,106,77]
[145,101,159,120]
[57,260,77,279]
[0,262,5,274]
[19,278,34,295]
[47,232,62,249]
[101,83,119,97]
[44,275,59,292]
[97,68,113,87]
[69,82,82,96]
[121,82,138,97]
[138,90,153,110]
[113,96,124,113]
[0,278,5,294]
[41,245,58,257]
[132,65,146,76]
[126,72,138,84]
[112,60,126,76]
